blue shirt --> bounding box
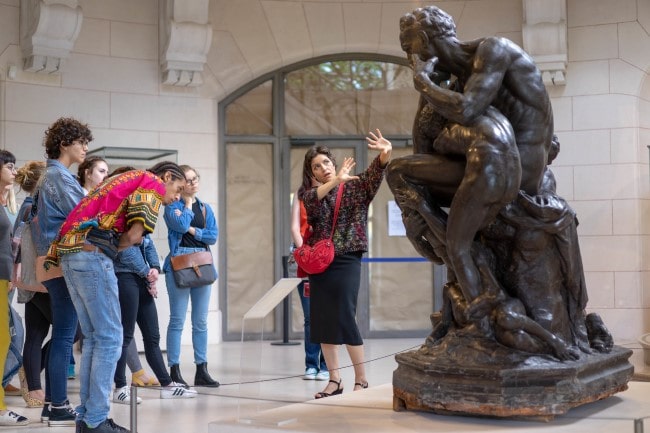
[113,235,160,278]
[33,160,85,256]
[162,197,217,272]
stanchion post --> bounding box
[635,418,644,433]
[130,385,138,433]
[271,256,300,346]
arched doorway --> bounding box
[218,54,444,341]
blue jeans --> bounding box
[42,276,77,406]
[298,281,326,371]
[61,251,122,428]
[165,247,212,366]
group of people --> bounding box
[0,114,394,433]
[0,117,221,433]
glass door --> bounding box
[286,139,438,339]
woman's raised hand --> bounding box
[366,128,392,166]
[337,157,358,183]
[366,129,392,154]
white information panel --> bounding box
[243,278,302,320]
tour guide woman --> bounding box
[300,129,391,398]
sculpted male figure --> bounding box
[390,7,632,419]
[387,6,554,305]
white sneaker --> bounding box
[161,382,197,399]
[0,410,29,426]
[315,370,330,381]
[113,386,142,405]
[303,368,318,380]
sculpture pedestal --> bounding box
[393,338,633,420]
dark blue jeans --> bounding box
[298,281,327,371]
[42,277,77,406]
[114,273,171,388]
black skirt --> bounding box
[309,252,363,345]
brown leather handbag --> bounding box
[170,250,216,288]
[293,184,344,275]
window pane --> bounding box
[225,142,275,334]
[368,146,434,331]
[285,60,418,135]
[226,80,273,135]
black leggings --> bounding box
[23,293,82,391]
[22,293,52,391]
[113,272,172,388]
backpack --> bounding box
[13,200,45,302]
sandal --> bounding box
[131,369,160,387]
[314,378,343,399]
[354,381,369,391]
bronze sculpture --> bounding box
[389,6,632,419]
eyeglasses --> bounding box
[2,163,16,173]
[186,176,200,185]
[73,140,89,149]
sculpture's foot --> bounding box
[424,323,449,347]
[586,312,614,353]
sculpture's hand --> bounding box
[413,56,439,91]
[466,293,498,321]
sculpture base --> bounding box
[393,338,633,420]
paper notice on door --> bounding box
[388,200,406,237]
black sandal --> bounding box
[315,379,343,399]
[354,381,368,390]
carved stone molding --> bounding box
[159,0,212,87]
[20,0,83,74]
[522,0,567,86]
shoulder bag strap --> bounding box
[329,184,344,240]
[199,200,211,252]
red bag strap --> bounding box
[329,184,344,240]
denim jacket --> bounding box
[162,197,217,272]
[113,235,161,278]
[33,160,85,256]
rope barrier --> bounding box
[127,341,424,430]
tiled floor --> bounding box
[5,338,647,433]
[5,338,423,432]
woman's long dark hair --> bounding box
[298,145,335,199]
